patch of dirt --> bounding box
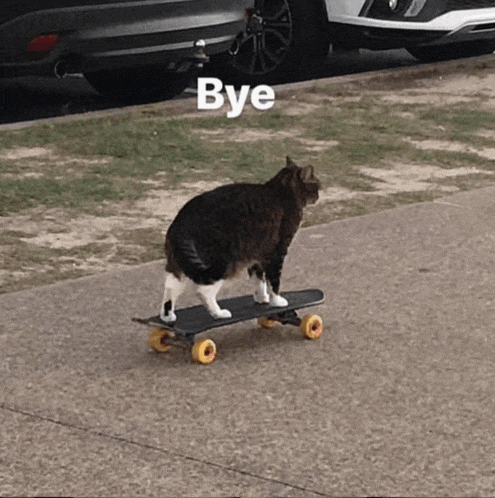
[319,164,493,203]
[360,164,492,194]
[3,171,45,179]
[193,128,338,152]
[52,157,110,166]
[477,129,495,140]
[297,138,339,152]
[394,111,416,120]
[0,147,52,160]
[0,146,110,168]
[383,94,475,105]
[0,179,233,290]
[135,180,227,221]
[380,73,495,106]
[405,138,495,161]
[194,128,299,143]
[281,102,322,116]
[2,181,227,253]
[290,92,362,104]
[21,219,120,250]
[433,73,495,96]
[319,186,356,202]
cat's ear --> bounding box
[286,156,296,168]
[300,165,315,181]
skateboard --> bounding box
[132,288,324,364]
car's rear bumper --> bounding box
[0,0,246,78]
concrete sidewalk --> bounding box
[2,187,495,496]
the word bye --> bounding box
[197,77,275,118]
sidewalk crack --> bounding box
[1,403,328,497]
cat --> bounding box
[160,156,321,322]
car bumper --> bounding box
[331,8,495,49]
[0,0,246,78]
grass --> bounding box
[420,106,495,135]
[2,60,495,292]
[0,175,130,215]
[2,95,493,198]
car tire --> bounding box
[84,65,191,101]
[208,0,329,86]
[406,40,495,63]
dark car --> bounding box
[0,0,247,98]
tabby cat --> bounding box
[160,156,321,322]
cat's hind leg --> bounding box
[160,271,186,323]
[197,280,232,319]
[248,264,270,304]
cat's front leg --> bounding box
[197,280,232,319]
[266,249,289,308]
[270,293,289,307]
[211,308,232,319]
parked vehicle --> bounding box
[0,0,246,98]
[3,0,495,98]
[212,0,495,84]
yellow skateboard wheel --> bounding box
[148,328,172,353]
[300,314,323,340]
[257,317,279,329]
[192,338,217,365]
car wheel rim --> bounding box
[230,0,293,76]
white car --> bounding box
[215,0,495,84]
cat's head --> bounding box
[270,157,321,207]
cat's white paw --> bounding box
[270,295,288,307]
[212,308,232,319]
[160,310,177,323]
[254,289,270,304]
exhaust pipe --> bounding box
[54,60,68,79]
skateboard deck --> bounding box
[132,288,324,340]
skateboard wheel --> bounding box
[257,317,278,329]
[300,314,323,340]
[148,328,172,353]
[192,338,217,365]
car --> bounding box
[0,0,246,99]
[211,0,495,85]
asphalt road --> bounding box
[0,48,417,125]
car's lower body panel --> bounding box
[0,0,246,78]
[330,8,495,49]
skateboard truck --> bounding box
[265,309,301,327]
